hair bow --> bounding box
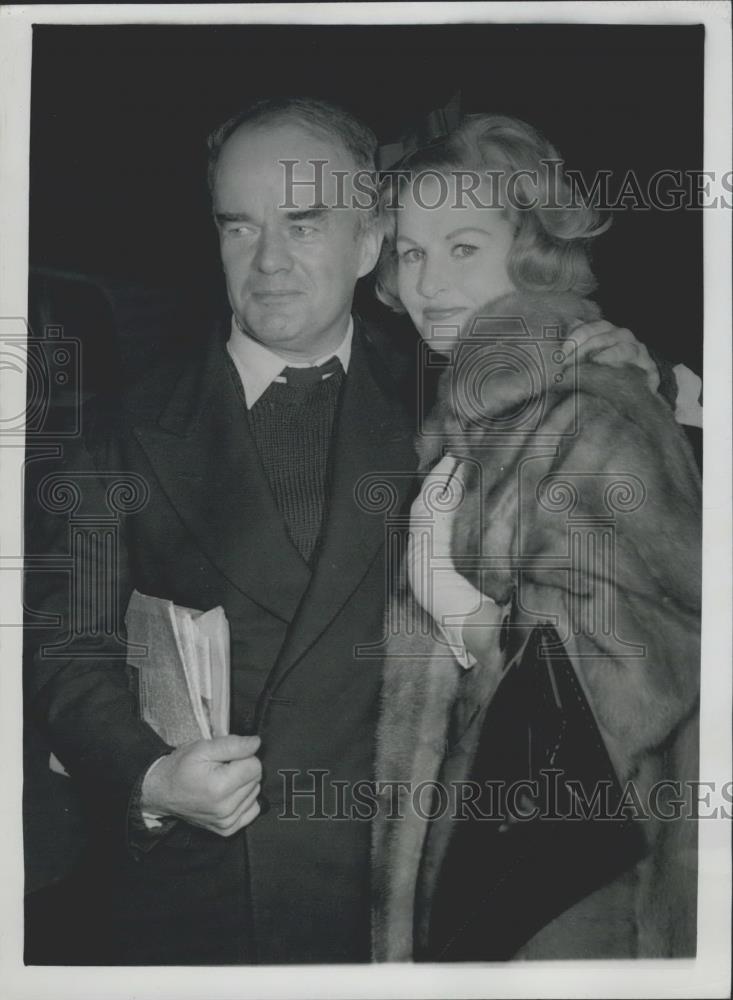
[376,91,462,171]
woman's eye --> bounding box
[399,247,424,264]
[453,243,479,258]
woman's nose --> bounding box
[417,257,447,298]
[254,229,292,273]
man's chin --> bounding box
[237,311,305,343]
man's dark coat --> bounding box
[24,316,419,965]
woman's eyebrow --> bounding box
[444,226,492,239]
[395,234,419,245]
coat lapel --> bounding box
[132,336,311,622]
[266,319,418,689]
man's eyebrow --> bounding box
[285,207,329,222]
[215,208,330,225]
[214,212,255,225]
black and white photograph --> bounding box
[0,3,730,998]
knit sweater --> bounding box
[247,370,344,563]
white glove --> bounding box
[407,455,500,668]
[672,364,703,428]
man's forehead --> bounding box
[215,121,364,212]
[223,121,356,172]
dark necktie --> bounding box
[279,355,343,388]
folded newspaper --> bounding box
[125,589,230,745]
[49,590,230,776]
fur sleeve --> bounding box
[451,362,701,774]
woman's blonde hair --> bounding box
[375,114,609,311]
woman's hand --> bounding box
[407,456,501,666]
[566,319,660,394]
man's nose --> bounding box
[417,257,447,298]
[254,229,292,274]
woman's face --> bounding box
[396,174,516,345]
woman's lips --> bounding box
[422,307,467,322]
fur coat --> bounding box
[372,290,701,961]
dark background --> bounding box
[30,23,704,373]
[25,21,704,895]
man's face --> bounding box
[213,122,380,361]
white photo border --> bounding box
[1,3,730,998]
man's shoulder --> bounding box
[83,332,226,441]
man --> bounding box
[24,97,665,965]
[25,97,417,965]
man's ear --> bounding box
[357,221,384,279]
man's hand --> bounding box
[566,319,660,394]
[141,734,262,837]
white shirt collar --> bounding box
[226,316,353,409]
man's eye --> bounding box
[399,248,424,264]
[292,225,316,237]
[226,225,256,238]
[453,243,478,258]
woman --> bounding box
[371,115,701,961]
